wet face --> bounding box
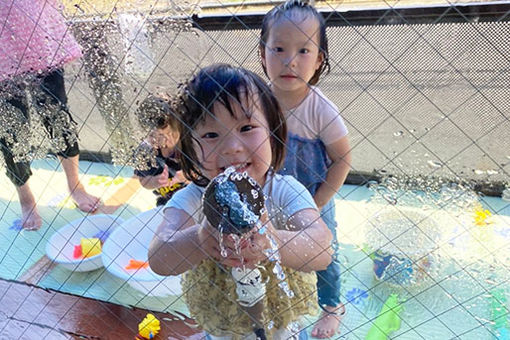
[261,15,323,95]
[192,93,273,187]
[148,125,179,149]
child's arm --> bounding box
[314,136,351,209]
[273,208,333,271]
[148,207,222,275]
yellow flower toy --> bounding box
[473,207,493,227]
[137,313,160,339]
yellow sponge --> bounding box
[80,238,102,258]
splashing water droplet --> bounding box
[427,160,442,168]
[263,235,294,298]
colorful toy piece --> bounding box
[473,206,493,226]
[489,289,509,340]
[73,245,82,259]
[80,238,102,258]
[136,313,160,339]
[93,230,111,243]
[365,294,402,340]
[125,259,149,270]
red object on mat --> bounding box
[73,245,82,259]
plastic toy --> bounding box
[80,238,102,258]
[93,230,111,243]
[125,259,149,270]
[73,245,82,259]
[490,289,509,340]
[473,206,493,226]
[136,313,160,339]
[366,210,438,288]
[371,250,432,287]
[365,294,402,340]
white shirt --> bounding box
[165,172,317,230]
[286,86,348,145]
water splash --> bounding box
[212,167,293,300]
[215,179,259,228]
[117,13,155,80]
[0,82,78,166]
[264,235,294,298]
[366,173,510,312]
[427,160,442,168]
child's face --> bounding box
[193,93,273,187]
[149,125,179,149]
[261,16,323,94]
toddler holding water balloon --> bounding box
[148,64,333,339]
[133,94,187,207]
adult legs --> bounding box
[0,96,41,230]
[0,69,99,231]
[37,70,100,213]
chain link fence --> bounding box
[1,1,510,339]
[67,2,510,193]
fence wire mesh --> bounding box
[0,0,509,339]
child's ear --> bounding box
[259,46,266,68]
[315,51,325,70]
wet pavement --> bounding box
[0,278,201,339]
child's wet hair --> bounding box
[259,0,330,85]
[174,63,287,185]
[136,93,179,131]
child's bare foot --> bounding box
[17,184,42,231]
[70,186,100,213]
[311,304,345,339]
[20,203,42,231]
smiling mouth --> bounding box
[221,163,249,172]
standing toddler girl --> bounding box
[260,1,352,337]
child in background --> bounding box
[134,95,187,207]
[148,64,333,339]
[259,1,352,337]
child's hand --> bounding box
[168,170,187,187]
[197,219,242,266]
[197,220,222,260]
[172,170,187,184]
[242,222,277,268]
[221,212,276,268]
[139,166,170,190]
[155,166,170,187]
